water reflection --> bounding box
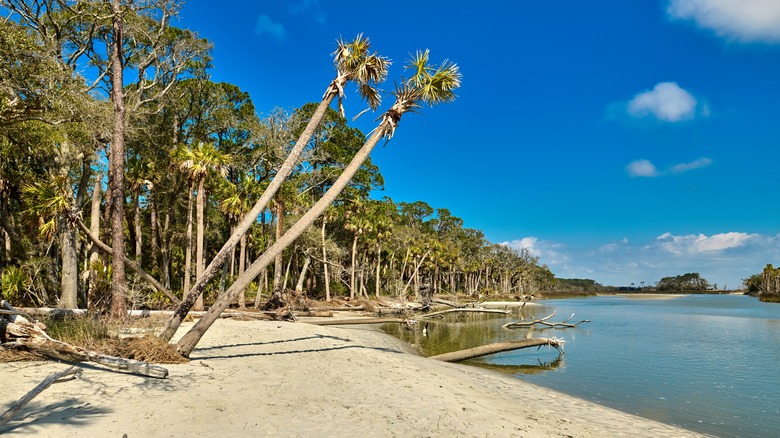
[381,304,563,375]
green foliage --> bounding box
[0,265,31,304]
[656,272,710,291]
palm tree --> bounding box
[161,34,389,341]
[176,142,231,310]
[173,51,460,356]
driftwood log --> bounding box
[502,311,591,329]
[0,366,82,426]
[308,317,409,326]
[422,308,511,318]
[1,301,168,379]
[429,338,564,362]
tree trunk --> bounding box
[58,219,79,309]
[375,241,382,298]
[183,181,194,303]
[109,0,127,318]
[175,123,387,356]
[295,255,311,292]
[350,233,358,300]
[193,177,206,311]
[272,201,284,294]
[429,338,563,363]
[87,176,101,308]
[321,217,331,301]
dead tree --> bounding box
[429,338,564,362]
[502,311,591,329]
[0,366,82,426]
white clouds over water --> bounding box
[505,232,779,289]
[627,82,699,122]
[668,0,780,43]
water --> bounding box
[382,295,780,437]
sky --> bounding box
[175,0,780,289]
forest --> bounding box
[0,0,557,322]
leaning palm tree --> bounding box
[173,50,461,356]
[160,34,389,340]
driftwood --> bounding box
[502,311,591,329]
[1,301,168,379]
[422,308,511,318]
[429,338,565,362]
[308,318,408,326]
[0,366,82,426]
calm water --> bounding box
[382,295,780,437]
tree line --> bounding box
[0,0,554,330]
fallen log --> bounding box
[0,366,82,426]
[502,311,591,329]
[429,338,564,362]
[1,301,169,379]
[308,318,408,326]
[17,307,271,321]
[421,308,511,318]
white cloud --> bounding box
[627,82,698,122]
[671,157,712,173]
[255,15,286,40]
[656,232,758,254]
[668,0,780,43]
[503,237,569,265]
[626,159,659,177]
[501,232,779,290]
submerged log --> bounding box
[308,318,408,326]
[0,365,82,426]
[1,301,169,379]
[429,338,564,363]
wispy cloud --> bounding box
[667,0,780,43]
[288,0,326,24]
[503,232,779,289]
[671,157,712,173]
[627,82,699,122]
[626,157,712,177]
[255,14,286,41]
[626,159,659,177]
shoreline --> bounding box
[1,319,706,437]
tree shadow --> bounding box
[0,398,110,434]
[192,333,403,361]
[193,333,354,352]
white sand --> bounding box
[1,319,705,437]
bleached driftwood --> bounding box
[308,317,408,326]
[502,311,591,329]
[0,366,82,426]
[1,301,169,379]
[429,338,565,362]
[421,308,511,318]
[16,307,272,321]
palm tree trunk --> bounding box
[350,233,358,300]
[193,177,206,311]
[133,189,142,264]
[87,176,101,308]
[321,217,331,301]
[272,201,284,294]
[295,255,310,292]
[58,219,79,309]
[183,182,194,299]
[175,122,387,355]
[375,241,382,298]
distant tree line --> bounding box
[744,264,780,303]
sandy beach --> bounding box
[1,318,705,437]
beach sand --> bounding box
[1,318,705,437]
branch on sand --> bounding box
[0,366,82,426]
[429,338,565,363]
[502,311,591,329]
[1,301,168,379]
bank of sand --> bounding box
[1,319,705,437]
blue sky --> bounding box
[176,0,780,289]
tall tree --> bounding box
[173,50,461,356]
[160,34,389,341]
